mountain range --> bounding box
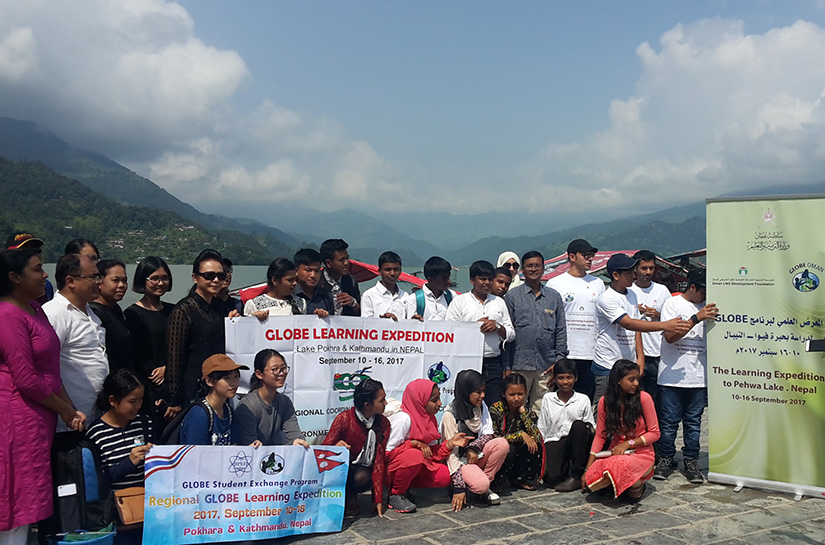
[1,116,823,265]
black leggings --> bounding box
[347,465,373,495]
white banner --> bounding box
[225,316,484,441]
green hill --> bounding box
[0,158,295,264]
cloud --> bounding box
[527,18,825,216]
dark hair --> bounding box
[423,256,451,280]
[553,358,578,378]
[250,349,285,390]
[353,378,385,410]
[632,250,656,264]
[494,266,512,279]
[521,250,544,264]
[266,258,296,290]
[603,359,643,438]
[378,251,402,268]
[501,372,527,403]
[222,257,234,271]
[55,253,83,290]
[653,268,677,293]
[197,369,234,397]
[319,239,348,263]
[192,249,224,275]
[97,259,126,276]
[133,256,173,294]
[96,369,143,412]
[0,248,39,297]
[64,238,100,258]
[294,248,323,268]
[469,260,495,279]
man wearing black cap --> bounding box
[592,254,691,405]
[653,269,717,484]
[5,231,54,303]
[547,239,604,402]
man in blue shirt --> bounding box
[505,251,568,411]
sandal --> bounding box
[518,481,537,491]
[625,482,645,501]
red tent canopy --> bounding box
[238,259,426,304]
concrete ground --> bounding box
[280,420,825,545]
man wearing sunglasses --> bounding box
[43,253,109,432]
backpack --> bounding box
[160,398,234,445]
[415,289,453,318]
[42,432,115,536]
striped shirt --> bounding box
[86,415,149,489]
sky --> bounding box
[2,1,825,227]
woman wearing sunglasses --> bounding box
[497,251,523,289]
[163,249,234,420]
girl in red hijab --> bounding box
[385,379,469,513]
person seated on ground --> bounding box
[489,373,543,491]
[446,261,514,405]
[89,259,133,373]
[407,256,456,321]
[584,359,659,501]
[244,258,304,320]
[491,266,512,298]
[323,378,390,517]
[179,354,260,447]
[538,358,594,492]
[497,251,522,288]
[385,379,469,514]
[87,369,151,490]
[441,370,509,509]
[293,248,334,317]
[236,349,309,448]
[361,251,408,321]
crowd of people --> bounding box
[0,231,717,545]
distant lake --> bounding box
[43,264,474,307]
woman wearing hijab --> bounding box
[441,370,509,510]
[384,379,469,513]
[497,251,523,288]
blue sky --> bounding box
[2,1,825,225]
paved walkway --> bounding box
[280,421,825,545]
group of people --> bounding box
[0,230,717,545]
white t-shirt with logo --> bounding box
[628,281,672,358]
[547,272,606,360]
[658,295,707,388]
[593,287,640,371]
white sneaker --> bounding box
[480,491,501,505]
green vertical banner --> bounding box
[707,196,825,497]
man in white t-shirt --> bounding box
[361,251,409,320]
[653,269,718,484]
[592,254,691,407]
[628,250,673,406]
[547,239,605,402]
[446,260,515,405]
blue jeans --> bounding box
[657,386,706,460]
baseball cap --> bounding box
[201,354,249,379]
[687,269,706,289]
[567,239,598,255]
[5,232,44,250]
[606,254,639,276]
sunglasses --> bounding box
[505,263,519,269]
[195,271,227,281]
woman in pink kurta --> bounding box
[0,249,86,543]
[585,359,659,499]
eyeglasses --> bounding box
[269,365,290,375]
[504,263,519,269]
[195,271,227,282]
[75,273,104,283]
[580,252,596,260]
[147,275,171,284]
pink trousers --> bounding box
[460,437,509,494]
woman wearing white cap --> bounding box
[496,251,523,289]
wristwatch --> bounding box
[690,314,699,325]
[628,439,636,447]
